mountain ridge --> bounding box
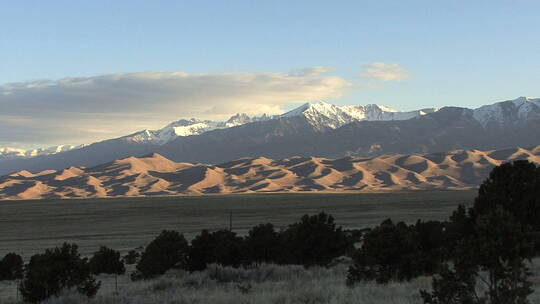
[1,96,539,175]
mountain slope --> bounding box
[1,97,539,175]
[2,145,539,200]
[122,113,275,144]
[282,101,438,130]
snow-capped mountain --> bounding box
[282,101,439,130]
[122,113,275,145]
[2,96,540,174]
[0,145,84,161]
[122,102,438,144]
[473,96,540,128]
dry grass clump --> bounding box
[0,264,428,304]
[1,262,539,303]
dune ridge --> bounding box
[1,146,540,200]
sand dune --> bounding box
[1,146,540,200]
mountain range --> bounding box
[2,145,539,200]
[0,96,539,176]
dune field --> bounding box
[1,146,539,200]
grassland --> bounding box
[0,191,475,259]
[10,190,540,304]
[1,261,540,304]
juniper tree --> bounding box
[135,230,189,279]
[19,243,100,303]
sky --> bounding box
[1,0,539,148]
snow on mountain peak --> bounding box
[472,96,540,128]
[5,97,538,162]
[0,144,84,161]
[123,113,275,145]
[282,101,439,130]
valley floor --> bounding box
[0,191,474,258]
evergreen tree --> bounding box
[123,250,140,265]
[472,160,540,230]
[413,220,446,274]
[0,253,23,281]
[281,212,353,267]
[135,230,189,279]
[421,208,535,304]
[187,229,245,271]
[347,219,422,284]
[89,246,125,275]
[245,223,282,264]
[19,243,100,303]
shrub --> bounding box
[0,252,23,281]
[89,246,125,275]
[135,230,189,279]
[347,219,422,284]
[281,212,353,267]
[123,250,140,265]
[19,243,100,303]
[245,223,282,264]
[187,229,245,271]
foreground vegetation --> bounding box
[2,262,540,304]
[1,160,540,303]
[0,263,428,304]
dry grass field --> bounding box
[0,190,479,303]
[1,261,540,304]
[0,191,474,258]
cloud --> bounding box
[360,62,411,82]
[0,69,349,147]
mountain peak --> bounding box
[512,96,539,104]
[282,101,438,130]
[473,96,540,127]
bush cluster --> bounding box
[0,252,23,281]
[134,230,189,279]
[135,212,356,278]
[19,243,101,303]
[347,219,437,284]
[89,246,125,275]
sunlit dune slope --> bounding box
[1,146,539,200]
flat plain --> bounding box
[0,190,475,258]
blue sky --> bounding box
[1,1,539,147]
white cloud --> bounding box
[0,69,350,147]
[360,62,411,82]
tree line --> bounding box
[2,210,356,302]
[2,160,539,303]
